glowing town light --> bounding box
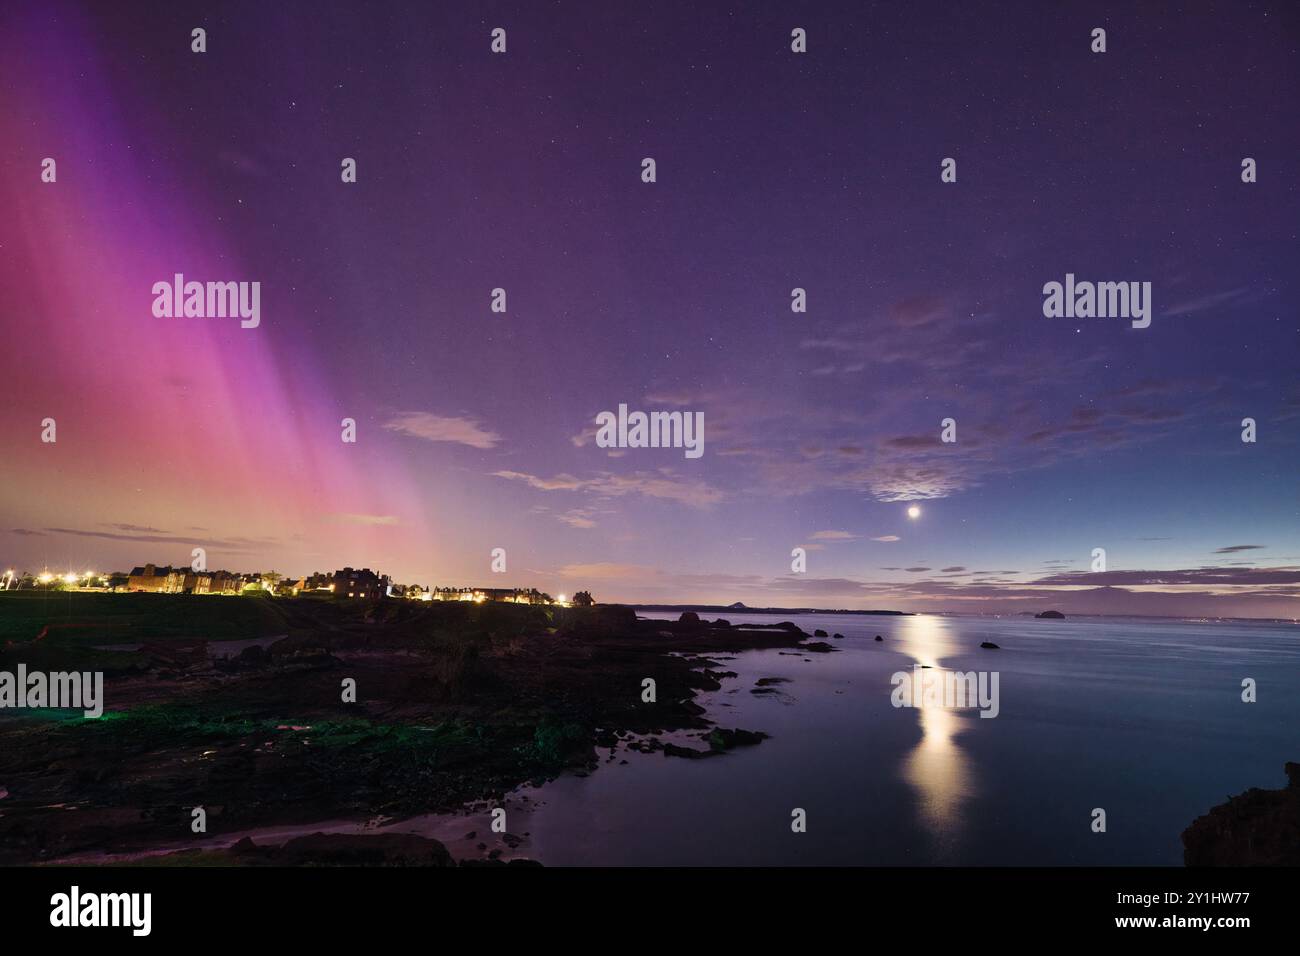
[557,594,567,603]
[62,573,79,585]
[38,572,54,584]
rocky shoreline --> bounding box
[0,600,827,866]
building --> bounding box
[127,564,173,592]
[125,565,243,595]
[331,567,389,599]
[421,586,553,604]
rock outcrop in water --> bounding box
[708,728,769,750]
[1182,763,1300,865]
[1035,610,1065,619]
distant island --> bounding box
[636,603,912,616]
[1034,610,1066,619]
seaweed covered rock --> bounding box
[708,727,769,750]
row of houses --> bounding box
[126,564,254,594]
[401,585,553,604]
[119,564,582,606]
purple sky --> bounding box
[1,1,1298,617]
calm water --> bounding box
[509,611,1300,865]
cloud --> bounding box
[9,529,46,536]
[557,562,656,580]
[644,390,696,406]
[940,566,967,573]
[1165,287,1256,317]
[1214,545,1266,554]
[530,504,604,529]
[884,435,939,450]
[384,412,500,449]
[888,296,949,328]
[494,469,724,509]
[1032,566,1300,586]
[494,471,586,491]
[870,535,901,542]
[325,514,400,526]
[809,530,857,541]
[904,567,932,573]
[39,527,277,553]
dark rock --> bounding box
[707,728,769,750]
[814,629,829,637]
[662,742,709,759]
[229,837,259,855]
[1184,764,1300,865]
[1035,610,1065,619]
[461,857,543,867]
[678,611,701,624]
[979,641,1000,649]
[833,633,844,639]
[264,832,454,867]
[874,635,883,642]
[754,677,789,687]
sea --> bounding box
[508,610,1300,865]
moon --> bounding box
[907,505,922,519]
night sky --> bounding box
[2,1,1297,617]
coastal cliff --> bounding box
[1182,763,1300,865]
